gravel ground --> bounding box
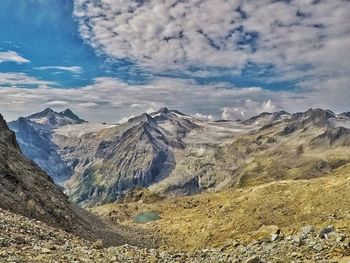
[1,208,350,263]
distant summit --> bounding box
[338,112,350,119]
[8,107,86,182]
[59,108,86,123]
[26,108,87,128]
[242,110,291,125]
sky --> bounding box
[0,0,349,123]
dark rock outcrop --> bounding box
[311,126,350,147]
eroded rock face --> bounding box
[0,115,19,149]
[311,126,350,147]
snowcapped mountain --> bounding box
[8,108,86,183]
[26,108,87,129]
[242,110,291,126]
[56,108,201,207]
[8,107,350,209]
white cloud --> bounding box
[118,115,135,124]
[0,51,30,64]
[194,113,215,122]
[0,77,273,122]
[0,72,56,86]
[73,0,350,85]
[221,99,278,120]
[260,100,277,113]
[1,75,350,123]
[35,66,83,74]
[45,100,69,107]
[221,107,244,120]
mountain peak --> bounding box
[157,107,170,114]
[338,112,350,118]
[59,108,86,123]
[27,108,55,119]
[25,108,86,128]
[305,108,335,117]
[243,110,290,125]
[128,113,154,124]
[291,108,335,127]
[43,107,54,113]
[0,114,7,129]
[62,108,74,114]
[0,114,19,149]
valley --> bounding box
[1,107,350,262]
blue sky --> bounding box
[0,0,150,87]
[0,0,349,122]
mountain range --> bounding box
[7,107,350,208]
[2,107,350,262]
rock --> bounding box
[301,225,315,236]
[335,234,345,243]
[252,225,281,243]
[0,238,6,247]
[313,243,323,252]
[271,233,282,242]
[232,240,241,248]
[41,247,51,254]
[292,236,303,246]
[91,239,103,249]
[62,240,70,251]
[245,256,261,263]
[43,241,56,250]
[318,225,334,239]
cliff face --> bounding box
[1,114,78,230]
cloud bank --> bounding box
[1,76,350,123]
[35,66,83,74]
[1,1,349,123]
[73,0,350,82]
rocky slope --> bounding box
[0,113,150,247]
[94,164,350,250]
[91,165,350,262]
[1,205,349,262]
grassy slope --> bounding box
[92,164,350,251]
